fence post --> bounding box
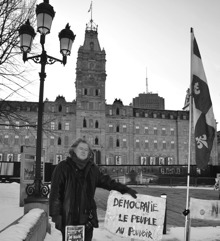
[161,193,167,235]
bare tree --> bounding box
[0,0,37,100]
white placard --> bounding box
[190,198,220,220]
[104,191,166,241]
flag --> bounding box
[88,2,92,12]
[191,28,215,169]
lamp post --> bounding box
[19,0,75,200]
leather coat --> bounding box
[49,155,131,234]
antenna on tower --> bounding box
[146,67,148,93]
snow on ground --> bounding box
[0,183,220,241]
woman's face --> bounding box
[75,142,89,160]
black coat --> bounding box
[49,156,131,233]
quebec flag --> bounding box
[191,28,216,169]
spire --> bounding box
[86,1,98,32]
[146,67,148,93]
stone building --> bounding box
[0,19,218,167]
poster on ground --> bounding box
[65,225,84,241]
[190,198,220,221]
[104,191,166,240]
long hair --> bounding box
[69,138,93,159]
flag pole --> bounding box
[184,27,194,241]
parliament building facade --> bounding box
[0,21,218,167]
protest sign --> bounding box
[104,191,166,240]
[65,225,84,241]
[190,198,220,221]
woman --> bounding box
[49,138,137,241]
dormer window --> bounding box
[59,105,62,112]
[116,108,119,115]
[90,41,94,50]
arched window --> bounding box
[95,120,99,128]
[116,125,120,132]
[59,105,62,112]
[116,139,120,147]
[83,118,87,128]
[95,137,99,145]
[109,136,113,148]
[58,122,62,130]
[58,137,61,145]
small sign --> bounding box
[65,225,85,241]
[190,198,220,220]
[104,191,166,241]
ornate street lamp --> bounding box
[18,0,75,200]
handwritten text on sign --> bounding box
[104,191,166,241]
[190,198,220,221]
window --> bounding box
[66,107,69,113]
[162,141,166,150]
[109,109,112,115]
[25,122,29,129]
[64,136,69,147]
[7,154,13,162]
[159,157,165,165]
[109,124,113,132]
[95,121,99,128]
[59,105,62,112]
[154,127,158,135]
[115,155,121,165]
[89,102,93,110]
[17,154,21,162]
[135,140,140,149]
[50,136,55,145]
[168,157,174,165]
[154,140,158,149]
[116,139,120,147]
[144,140,149,149]
[116,108,119,115]
[4,135,9,145]
[51,122,55,130]
[144,127,148,135]
[171,141,175,149]
[56,154,62,164]
[83,118,87,128]
[15,121,19,129]
[109,136,113,148]
[58,122,62,130]
[162,128,166,135]
[150,157,156,165]
[140,157,147,165]
[95,137,99,145]
[123,139,127,148]
[65,123,70,130]
[122,125,127,133]
[5,121,9,129]
[116,125,120,132]
[89,119,93,128]
[84,88,88,95]
[51,106,55,112]
[15,135,19,145]
[171,128,175,136]
[25,136,29,145]
[135,126,140,134]
[58,137,61,145]
[95,89,99,96]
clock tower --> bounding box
[75,18,106,164]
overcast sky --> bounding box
[16,0,220,130]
